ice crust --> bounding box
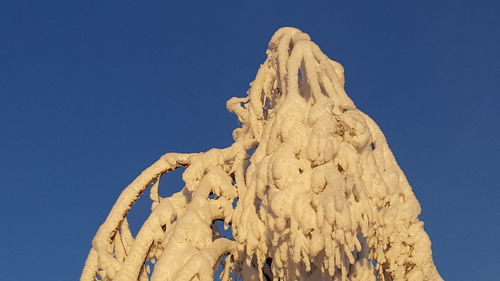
[81,27,443,281]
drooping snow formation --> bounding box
[81,27,443,281]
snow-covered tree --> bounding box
[81,27,443,281]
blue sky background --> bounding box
[1,1,499,280]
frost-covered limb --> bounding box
[81,152,194,280]
[81,248,99,281]
[150,148,243,281]
[173,238,236,281]
[82,27,443,281]
[112,189,190,281]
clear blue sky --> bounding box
[1,1,499,280]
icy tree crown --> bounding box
[81,27,443,281]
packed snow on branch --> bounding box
[81,27,443,281]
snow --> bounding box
[81,27,443,281]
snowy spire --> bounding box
[81,27,443,281]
